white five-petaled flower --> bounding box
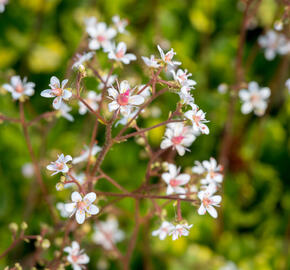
[198,184,221,218]
[93,217,125,250]
[78,91,101,115]
[87,22,116,51]
[162,163,190,197]
[200,157,224,187]
[152,221,174,240]
[141,55,161,69]
[107,42,137,64]
[98,73,117,90]
[171,69,196,88]
[239,81,271,116]
[107,80,144,116]
[65,191,99,224]
[0,0,8,13]
[258,30,290,60]
[72,144,102,164]
[112,15,128,33]
[169,224,193,240]
[3,76,35,100]
[160,122,196,156]
[184,103,210,134]
[157,45,181,68]
[64,241,89,270]
[178,86,195,104]
[59,103,74,122]
[72,52,95,70]
[41,76,72,110]
[46,154,72,176]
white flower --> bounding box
[107,42,136,64]
[72,52,95,70]
[112,15,128,33]
[171,69,196,88]
[87,22,116,51]
[200,157,224,187]
[78,91,101,115]
[22,163,34,178]
[285,78,290,93]
[93,217,125,250]
[157,45,181,68]
[65,191,99,224]
[192,161,205,174]
[169,224,193,240]
[178,86,195,104]
[184,103,209,134]
[162,163,190,197]
[98,73,117,89]
[0,0,8,13]
[198,184,221,218]
[217,83,228,94]
[107,80,144,116]
[152,221,174,240]
[46,154,72,176]
[258,30,290,60]
[141,55,161,69]
[3,76,35,100]
[59,103,74,122]
[72,144,102,164]
[40,76,72,110]
[239,81,271,116]
[64,241,89,270]
[85,16,98,34]
[56,202,70,218]
[160,122,196,156]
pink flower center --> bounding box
[171,135,184,145]
[203,197,212,207]
[250,94,260,104]
[209,170,217,179]
[15,83,24,93]
[116,49,125,58]
[56,162,64,170]
[169,179,181,187]
[97,35,106,42]
[77,201,87,210]
[164,52,173,62]
[178,74,186,81]
[71,254,80,263]
[52,88,63,96]
[117,89,130,106]
[193,115,201,125]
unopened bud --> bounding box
[162,162,169,171]
[41,239,50,249]
[60,176,66,183]
[56,182,64,191]
[15,263,22,270]
[9,222,18,233]
[21,222,28,231]
[136,137,145,146]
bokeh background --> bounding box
[0,0,290,269]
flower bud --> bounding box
[21,222,28,231]
[162,162,169,171]
[15,263,22,270]
[56,182,64,191]
[135,137,145,146]
[9,222,18,233]
[41,239,50,249]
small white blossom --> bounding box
[112,15,128,33]
[274,20,283,31]
[162,163,190,197]
[0,0,8,13]
[169,224,193,240]
[22,163,34,178]
[41,76,72,110]
[157,45,181,68]
[239,81,271,116]
[93,217,125,250]
[59,103,74,122]
[192,161,205,174]
[72,144,102,164]
[46,154,72,176]
[171,69,196,88]
[107,80,144,116]
[72,52,95,70]
[78,91,101,115]
[98,73,117,89]
[258,30,290,60]
[198,184,221,218]
[87,22,116,51]
[141,55,161,69]
[56,202,70,218]
[107,42,136,64]
[65,191,99,224]
[152,221,174,240]
[178,86,194,104]
[218,83,228,94]
[3,76,35,100]
[64,241,89,270]
[184,103,210,134]
[160,122,196,156]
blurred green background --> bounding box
[0,0,290,269]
